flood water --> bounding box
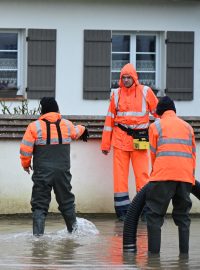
[0,215,200,269]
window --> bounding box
[0,32,19,96]
[0,29,56,99]
[84,30,194,101]
[111,32,159,89]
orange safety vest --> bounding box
[101,63,158,151]
[149,110,196,184]
[20,112,85,168]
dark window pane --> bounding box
[112,35,130,52]
[138,72,155,87]
[112,53,130,61]
[136,54,155,61]
[0,70,17,90]
[112,53,130,70]
[112,35,130,88]
[136,54,155,72]
[136,35,156,52]
[0,33,18,50]
[0,33,18,91]
[111,72,120,88]
[0,52,17,69]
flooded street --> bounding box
[0,215,200,269]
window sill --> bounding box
[0,89,20,99]
[0,95,25,101]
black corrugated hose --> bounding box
[123,183,149,252]
[123,180,200,253]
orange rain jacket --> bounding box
[101,63,158,151]
[149,110,196,184]
[20,112,85,169]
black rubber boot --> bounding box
[115,206,129,222]
[62,213,77,233]
[147,226,161,254]
[179,228,189,255]
[32,210,46,236]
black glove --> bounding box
[80,127,89,142]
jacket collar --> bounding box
[161,110,176,119]
[39,112,61,122]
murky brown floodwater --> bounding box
[0,215,199,269]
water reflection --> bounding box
[31,238,49,260]
[123,219,196,270]
[104,221,124,265]
[0,216,199,269]
[123,248,191,270]
[123,222,148,269]
[31,238,81,269]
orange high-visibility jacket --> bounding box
[20,112,85,168]
[101,63,158,151]
[149,110,196,184]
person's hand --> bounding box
[102,150,109,155]
[23,165,32,174]
[80,127,89,142]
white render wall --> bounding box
[0,0,200,116]
[0,140,200,214]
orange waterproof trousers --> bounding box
[113,147,149,193]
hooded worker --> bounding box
[20,97,89,236]
[146,96,196,255]
[101,63,158,221]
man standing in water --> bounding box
[146,96,196,255]
[20,97,89,236]
[101,63,158,221]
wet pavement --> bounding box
[0,215,200,269]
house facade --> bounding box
[0,0,200,214]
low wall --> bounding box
[0,140,200,214]
[0,139,115,214]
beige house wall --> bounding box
[0,139,200,214]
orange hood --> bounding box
[119,63,139,88]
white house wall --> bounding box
[0,140,200,214]
[0,0,200,116]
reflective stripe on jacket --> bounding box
[149,110,196,184]
[101,63,158,151]
[20,112,85,168]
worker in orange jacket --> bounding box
[20,97,89,236]
[101,63,158,221]
[146,96,196,255]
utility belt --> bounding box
[117,123,149,150]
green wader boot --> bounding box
[62,213,77,233]
[33,210,46,236]
[147,226,161,254]
[179,228,189,255]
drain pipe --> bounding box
[123,183,149,252]
[123,180,200,253]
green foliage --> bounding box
[0,100,40,115]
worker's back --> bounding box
[149,110,195,184]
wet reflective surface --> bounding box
[0,216,200,269]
